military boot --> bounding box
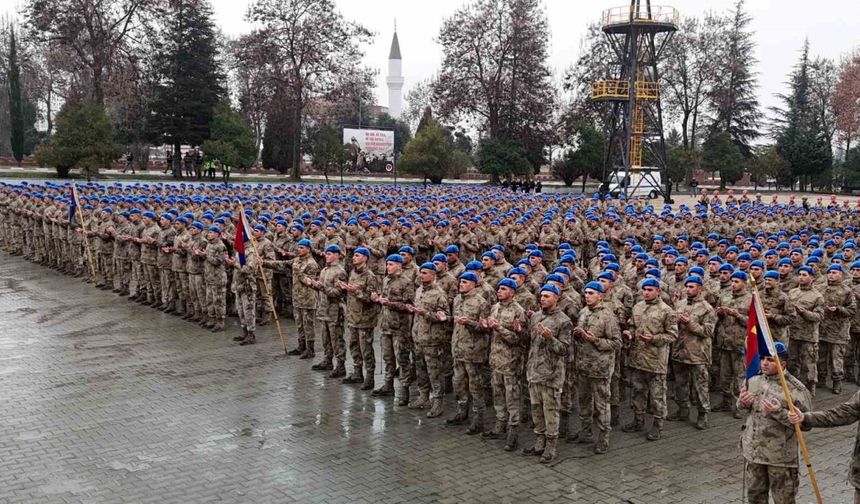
[622,414,644,433]
[593,430,609,455]
[287,340,306,356]
[558,412,569,440]
[329,361,346,378]
[695,411,709,430]
[833,380,843,395]
[342,369,364,384]
[503,424,519,451]
[427,398,444,418]
[372,379,395,397]
[482,419,506,439]
[361,374,375,391]
[397,384,410,406]
[258,312,272,327]
[522,434,545,456]
[211,318,225,332]
[233,327,248,342]
[667,406,690,422]
[647,419,664,441]
[567,425,593,444]
[731,401,743,419]
[299,341,315,360]
[446,403,469,425]
[408,391,430,410]
[610,405,620,427]
[714,394,733,412]
[444,375,454,394]
[465,409,484,435]
[311,358,333,371]
[239,331,256,346]
[539,437,558,464]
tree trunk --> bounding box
[291,90,303,181]
[174,143,182,178]
[581,174,587,193]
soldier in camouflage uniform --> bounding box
[446,271,489,434]
[139,212,162,305]
[371,254,416,403]
[157,214,177,311]
[668,276,717,429]
[186,222,208,322]
[521,284,571,464]
[569,281,622,454]
[761,271,792,345]
[406,262,451,417]
[481,277,527,451]
[265,238,320,358]
[713,271,752,417]
[818,264,857,394]
[739,343,811,504]
[338,247,380,389]
[309,245,348,376]
[787,266,825,395]
[202,225,228,331]
[171,217,192,315]
[227,231,259,345]
[848,261,860,383]
[623,278,678,441]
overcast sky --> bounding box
[4,0,859,125]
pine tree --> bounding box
[774,40,833,191]
[7,27,24,165]
[147,0,224,169]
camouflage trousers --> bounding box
[142,263,161,301]
[381,329,414,384]
[235,287,256,331]
[529,382,562,439]
[847,332,860,382]
[205,282,226,320]
[560,360,577,414]
[817,341,846,385]
[672,361,710,412]
[98,252,114,287]
[788,339,818,391]
[442,341,454,382]
[275,273,293,317]
[130,260,143,295]
[491,370,521,425]
[347,326,375,375]
[719,348,746,400]
[257,273,274,317]
[174,271,189,312]
[188,274,205,314]
[294,308,316,346]
[415,344,445,400]
[317,315,345,363]
[160,268,176,305]
[453,360,485,412]
[629,368,667,420]
[744,462,798,504]
[114,258,130,290]
[578,375,612,434]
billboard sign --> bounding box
[344,128,394,159]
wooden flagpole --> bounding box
[748,277,823,504]
[72,184,97,281]
[237,201,287,355]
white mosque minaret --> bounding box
[386,24,404,119]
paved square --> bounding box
[0,253,856,503]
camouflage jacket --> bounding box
[345,265,380,329]
[452,288,489,362]
[411,282,451,347]
[739,372,811,468]
[526,306,571,388]
[574,302,622,379]
[140,223,161,265]
[671,295,717,365]
[820,280,857,344]
[787,285,825,343]
[157,226,176,269]
[853,280,860,333]
[203,238,227,286]
[230,246,259,292]
[289,255,321,309]
[488,299,528,375]
[126,220,143,259]
[314,263,347,321]
[716,290,752,351]
[628,298,678,374]
[380,271,415,333]
[172,229,191,272]
[186,233,207,275]
[761,287,793,344]
[801,389,860,486]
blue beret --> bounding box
[764,271,780,280]
[431,253,447,263]
[297,238,312,248]
[689,266,705,276]
[419,262,437,272]
[645,268,662,278]
[482,251,498,261]
[774,341,789,358]
[459,271,479,283]
[508,267,527,277]
[750,260,765,269]
[161,213,174,222]
[324,244,341,254]
[738,253,752,261]
[253,224,266,233]
[828,264,844,273]
[709,256,724,264]
[597,272,616,282]
[540,283,561,296]
[386,254,404,264]
[545,273,566,285]
[731,271,748,281]
[684,276,703,286]
[640,278,660,289]
[142,211,156,219]
[603,262,620,272]
[529,249,544,258]
[465,260,482,271]
[675,256,689,264]
[398,246,415,256]
[778,258,792,266]
[445,245,460,254]
[585,280,605,293]
[208,225,221,234]
[191,221,204,230]
[497,278,518,290]
[354,247,371,257]
[719,264,735,273]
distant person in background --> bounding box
[122,151,135,174]
[164,149,173,175]
[689,179,698,198]
[183,151,194,179]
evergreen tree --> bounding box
[36,101,120,178]
[708,0,760,157]
[7,27,24,165]
[398,117,454,184]
[200,101,257,169]
[702,131,744,189]
[147,0,224,170]
[774,40,833,191]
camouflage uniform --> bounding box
[379,271,416,394]
[411,281,452,407]
[314,261,348,370]
[799,390,860,501]
[670,295,717,418]
[203,236,228,325]
[573,301,622,444]
[819,279,857,389]
[787,285,825,392]
[738,372,811,504]
[451,288,489,423]
[186,231,208,320]
[526,306,571,441]
[716,289,752,411]
[849,280,860,383]
[488,298,527,428]
[761,286,793,345]
[157,224,176,308]
[172,227,192,314]
[345,264,380,387]
[140,223,161,303]
[231,246,259,331]
[626,297,678,434]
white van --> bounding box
[605,170,663,199]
